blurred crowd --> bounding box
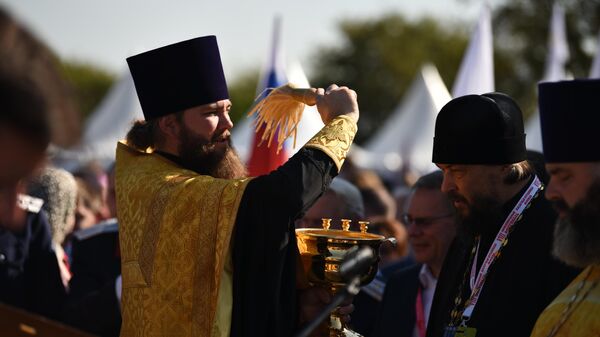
[1,77,422,335]
[0,7,423,336]
[2,5,599,337]
[1,74,122,333]
[0,37,436,334]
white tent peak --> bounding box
[543,2,570,82]
[362,64,451,175]
[451,3,494,97]
[52,69,144,169]
[590,30,600,78]
[82,70,142,145]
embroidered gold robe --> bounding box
[530,265,600,337]
[116,115,357,337]
[116,142,250,337]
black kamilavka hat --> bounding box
[432,93,526,164]
[539,79,600,163]
[127,35,229,120]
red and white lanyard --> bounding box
[415,287,426,337]
[461,175,542,322]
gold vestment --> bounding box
[115,114,357,336]
[116,142,250,337]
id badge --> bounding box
[455,326,477,337]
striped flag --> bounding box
[247,16,290,176]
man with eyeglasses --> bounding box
[372,170,456,337]
[425,93,579,337]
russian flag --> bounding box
[247,16,290,176]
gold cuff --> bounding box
[304,115,358,171]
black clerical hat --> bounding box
[432,93,526,164]
[127,35,229,120]
[539,79,600,163]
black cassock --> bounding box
[426,177,581,337]
[231,148,337,337]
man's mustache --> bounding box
[552,199,570,214]
[447,191,468,203]
[210,130,231,143]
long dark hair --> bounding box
[125,119,162,151]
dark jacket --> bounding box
[352,256,416,336]
[372,264,422,337]
[426,178,581,337]
[0,202,66,320]
[64,219,121,337]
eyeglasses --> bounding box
[401,213,454,227]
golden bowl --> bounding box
[296,228,386,291]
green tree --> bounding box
[310,14,469,144]
[309,2,599,144]
[493,0,600,117]
[227,68,260,125]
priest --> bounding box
[116,35,359,337]
[530,79,600,337]
[426,93,580,337]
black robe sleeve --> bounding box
[230,148,337,337]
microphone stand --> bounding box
[294,277,361,337]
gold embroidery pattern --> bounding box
[116,142,251,337]
[138,178,175,286]
[304,115,358,171]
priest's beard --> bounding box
[552,179,600,268]
[177,125,247,179]
[451,191,503,240]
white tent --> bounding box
[52,70,144,169]
[359,5,489,177]
[525,2,570,152]
[451,4,494,97]
[81,71,144,158]
[362,64,451,174]
[590,31,600,78]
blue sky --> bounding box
[1,0,495,80]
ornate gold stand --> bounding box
[296,219,393,337]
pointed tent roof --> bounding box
[525,2,570,152]
[451,4,494,97]
[590,31,600,78]
[362,64,451,174]
[81,70,144,158]
[51,69,144,169]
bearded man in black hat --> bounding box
[116,35,359,337]
[425,92,580,337]
[529,79,600,337]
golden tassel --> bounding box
[247,83,318,153]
